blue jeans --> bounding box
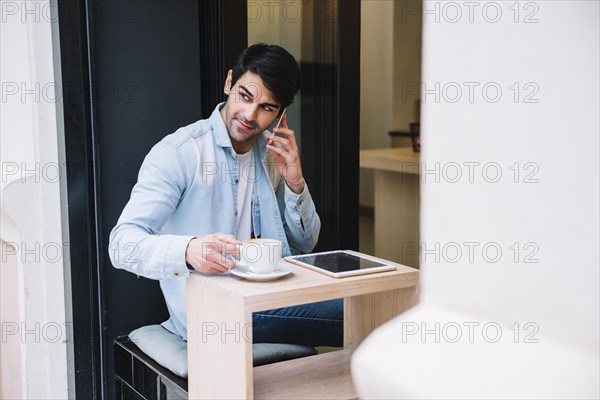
[252,299,343,347]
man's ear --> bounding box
[223,69,233,95]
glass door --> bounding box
[248,0,360,251]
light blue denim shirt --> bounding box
[109,103,321,340]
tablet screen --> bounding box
[291,251,387,273]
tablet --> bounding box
[284,250,397,278]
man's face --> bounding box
[220,70,281,153]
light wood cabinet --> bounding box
[360,147,420,268]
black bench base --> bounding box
[114,336,187,400]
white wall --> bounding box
[0,0,74,398]
[360,0,422,209]
[393,1,422,131]
[359,0,395,208]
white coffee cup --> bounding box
[240,238,282,274]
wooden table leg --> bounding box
[188,277,253,399]
[344,286,418,351]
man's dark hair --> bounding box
[230,43,302,112]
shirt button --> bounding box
[235,179,239,184]
[174,272,180,276]
[235,211,238,215]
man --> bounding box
[109,44,342,346]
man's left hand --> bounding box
[266,114,305,194]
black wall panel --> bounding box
[90,2,202,398]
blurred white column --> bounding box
[1,0,74,398]
[352,1,599,398]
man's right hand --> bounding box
[185,233,242,273]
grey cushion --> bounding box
[128,325,317,378]
[252,342,317,367]
[129,325,188,377]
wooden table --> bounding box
[360,147,420,268]
[187,251,419,399]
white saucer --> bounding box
[229,262,293,282]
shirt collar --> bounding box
[254,129,270,161]
[210,103,232,149]
[209,102,271,161]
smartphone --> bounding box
[267,107,287,146]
